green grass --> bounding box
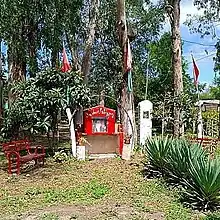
[40,213,59,220]
[132,179,193,220]
[215,146,220,158]
[0,179,109,215]
[0,154,5,161]
[0,153,211,219]
[202,212,220,220]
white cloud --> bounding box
[180,0,204,24]
[151,0,204,24]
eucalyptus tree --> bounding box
[0,0,100,79]
[164,0,183,137]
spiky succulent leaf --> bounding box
[145,136,172,173]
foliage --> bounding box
[0,0,83,76]
[208,77,220,99]
[53,150,69,163]
[88,1,168,107]
[186,1,220,93]
[1,68,90,140]
[134,32,199,135]
[204,212,220,220]
[183,157,220,210]
[202,110,219,121]
[88,1,122,105]
[145,136,171,173]
[165,140,207,184]
[135,32,197,103]
[145,137,220,210]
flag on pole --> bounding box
[61,48,71,73]
[125,39,132,72]
[124,39,133,92]
[192,55,199,86]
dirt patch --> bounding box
[5,204,165,220]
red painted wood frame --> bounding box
[83,105,116,135]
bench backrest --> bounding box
[190,138,218,146]
[2,140,30,155]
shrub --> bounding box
[166,140,207,184]
[183,157,220,210]
[145,137,220,210]
[145,136,171,173]
[1,68,91,140]
[53,150,69,163]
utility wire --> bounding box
[182,39,216,47]
[187,52,216,64]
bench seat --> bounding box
[2,139,45,174]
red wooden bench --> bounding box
[2,140,45,175]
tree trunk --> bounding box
[81,0,100,82]
[8,46,26,82]
[99,90,105,106]
[27,27,38,77]
[51,49,59,68]
[0,38,3,121]
[117,0,128,134]
[169,0,183,137]
[117,0,135,154]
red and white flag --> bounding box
[192,55,199,86]
[61,48,71,72]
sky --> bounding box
[153,0,219,86]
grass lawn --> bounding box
[0,152,218,220]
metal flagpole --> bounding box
[145,50,150,100]
[191,54,203,139]
[197,85,203,139]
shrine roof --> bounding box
[84,105,115,113]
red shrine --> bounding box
[78,105,124,156]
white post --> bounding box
[138,100,153,145]
[66,108,76,157]
[197,104,203,138]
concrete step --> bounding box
[89,154,117,159]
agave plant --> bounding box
[145,136,172,174]
[183,156,220,210]
[165,139,191,183]
[165,140,208,184]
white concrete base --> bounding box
[122,144,131,160]
[89,153,117,159]
[76,145,86,160]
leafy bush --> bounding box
[145,137,220,210]
[1,68,91,140]
[204,212,220,220]
[53,150,69,163]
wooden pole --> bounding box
[167,0,183,137]
[117,0,135,156]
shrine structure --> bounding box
[76,105,124,156]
